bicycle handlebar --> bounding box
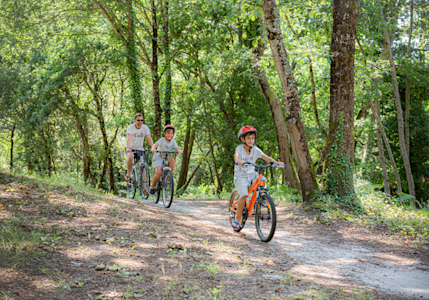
[235,161,287,168]
[156,150,180,155]
[131,149,151,153]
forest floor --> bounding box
[0,173,428,300]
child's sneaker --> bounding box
[149,189,155,195]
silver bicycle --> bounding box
[127,149,151,199]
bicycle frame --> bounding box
[230,162,283,217]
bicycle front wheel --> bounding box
[153,180,161,204]
[140,165,151,199]
[127,167,137,199]
[255,193,277,242]
[162,171,174,208]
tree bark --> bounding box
[252,31,300,190]
[374,103,391,195]
[371,97,402,194]
[177,124,195,190]
[262,0,317,202]
[208,126,222,194]
[126,0,144,117]
[10,124,15,172]
[152,0,162,140]
[162,0,172,125]
[324,0,359,196]
[284,13,326,138]
[405,0,413,157]
[379,3,415,197]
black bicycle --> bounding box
[152,151,177,208]
[127,149,151,200]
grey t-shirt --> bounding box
[126,124,150,150]
[153,137,178,160]
[234,145,264,176]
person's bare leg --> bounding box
[235,195,247,224]
[126,153,134,179]
[168,157,175,173]
[151,167,162,189]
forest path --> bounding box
[1,175,428,300]
[163,198,429,299]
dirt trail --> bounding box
[167,198,429,299]
[1,175,428,300]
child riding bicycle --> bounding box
[233,125,283,230]
[149,125,183,195]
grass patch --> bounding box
[0,219,45,265]
[319,178,429,243]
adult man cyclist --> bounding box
[125,113,154,181]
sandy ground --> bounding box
[1,174,428,299]
[167,198,429,299]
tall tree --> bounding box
[379,2,415,197]
[323,0,359,196]
[262,0,317,202]
[252,25,300,190]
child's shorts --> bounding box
[152,155,164,168]
[234,172,267,198]
[152,155,174,168]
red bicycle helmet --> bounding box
[163,124,175,133]
[237,125,257,142]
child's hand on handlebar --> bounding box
[151,148,156,154]
[126,148,132,153]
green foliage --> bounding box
[320,178,429,243]
[324,115,355,197]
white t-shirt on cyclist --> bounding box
[234,145,264,176]
[126,124,150,150]
[153,137,178,160]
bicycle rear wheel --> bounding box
[162,170,174,208]
[228,190,247,232]
[127,167,137,199]
[140,165,150,199]
[255,193,277,242]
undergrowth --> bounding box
[319,178,429,243]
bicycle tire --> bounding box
[255,193,277,242]
[127,167,137,199]
[228,190,247,232]
[140,164,150,199]
[153,179,161,204]
[162,170,174,208]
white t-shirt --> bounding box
[234,145,264,176]
[153,137,178,160]
[126,124,150,150]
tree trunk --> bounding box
[10,124,15,172]
[262,0,317,202]
[252,32,300,190]
[162,0,172,125]
[324,0,359,196]
[152,0,162,140]
[405,0,413,157]
[177,124,195,190]
[208,127,222,194]
[180,150,211,194]
[362,114,375,163]
[371,97,402,194]
[108,155,117,194]
[126,0,144,117]
[374,106,391,195]
[379,3,415,197]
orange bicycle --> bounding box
[229,162,285,242]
